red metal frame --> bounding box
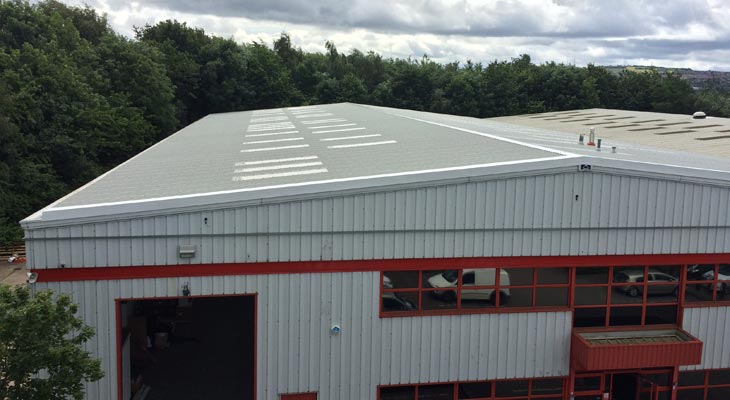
[677,368,730,400]
[571,328,703,371]
[376,377,567,400]
[114,293,257,400]
[31,254,730,283]
[573,368,675,400]
[280,393,318,400]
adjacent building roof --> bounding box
[24,103,730,226]
[491,108,730,158]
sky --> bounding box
[59,0,730,71]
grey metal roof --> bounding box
[25,103,730,224]
[492,108,730,158]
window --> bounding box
[685,264,730,305]
[381,268,570,315]
[677,369,730,400]
[379,378,565,400]
[573,266,679,327]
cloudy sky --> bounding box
[60,0,730,71]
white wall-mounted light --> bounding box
[178,245,196,259]
[330,324,342,335]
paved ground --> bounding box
[0,262,27,286]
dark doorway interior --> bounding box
[611,373,638,400]
[121,296,255,400]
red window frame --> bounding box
[380,267,570,317]
[573,265,681,328]
[377,377,566,400]
[684,264,730,307]
[677,368,730,400]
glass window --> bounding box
[457,382,491,399]
[645,305,678,325]
[384,271,419,289]
[708,369,730,386]
[574,308,607,327]
[609,306,642,326]
[708,387,730,400]
[535,287,568,307]
[460,288,497,309]
[573,376,601,392]
[687,264,715,282]
[575,287,607,305]
[381,386,416,400]
[422,290,457,311]
[611,284,644,304]
[531,378,563,395]
[685,284,714,303]
[502,288,532,307]
[679,371,706,387]
[424,270,459,288]
[502,268,533,286]
[419,384,454,400]
[382,291,419,313]
[576,268,609,284]
[537,267,569,284]
[677,389,705,400]
[495,380,529,398]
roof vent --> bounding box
[692,111,707,119]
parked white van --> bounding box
[426,268,511,304]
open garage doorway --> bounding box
[117,295,256,400]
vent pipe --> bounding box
[587,127,596,146]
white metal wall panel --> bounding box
[32,272,571,400]
[681,306,730,371]
[25,172,730,270]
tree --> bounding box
[0,285,103,400]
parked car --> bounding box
[381,292,416,311]
[613,269,679,297]
[702,264,730,294]
[425,268,511,304]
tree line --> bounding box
[1,0,729,244]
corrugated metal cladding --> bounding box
[25,171,730,269]
[32,273,572,400]
[682,306,730,371]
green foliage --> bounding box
[2,0,729,244]
[0,285,104,400]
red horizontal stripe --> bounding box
[31,253,730,283]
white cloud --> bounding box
[60,0,730,71]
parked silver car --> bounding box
[613,269,679,297]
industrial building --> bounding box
[21,103,730,400]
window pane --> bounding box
[537,267,569,284]
[645,306,678,325]
[463,268,496,287]
[495,380,529,397]
[718,265,730,300]
[684,284,714,303]
[679,371,706,387]
[531,378,563,395]
[502,287,532,307]
[458,382,491,399]
[687,264,715,282]
[574,376,601,391]
[646,284,679,303]
[424,270,459,288]
[642,373,672,387]
[613,267,645,284]
[384,271,419,289]
[708,387,730,400]
[381,386,416,400]
[502,268,533,286]
[609,306,642,326]
[576,268,609,284]
[382,291,419,312]
[651,265,681,280]
[574,308,607,327]
[419,384,454,400]
[575,287,607,305]
[422,290,457,311]
[461,288,497,309]
[708,369,730,385]
[536,287,568,307]
[677,389,705,400]
[611,285,644,304]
